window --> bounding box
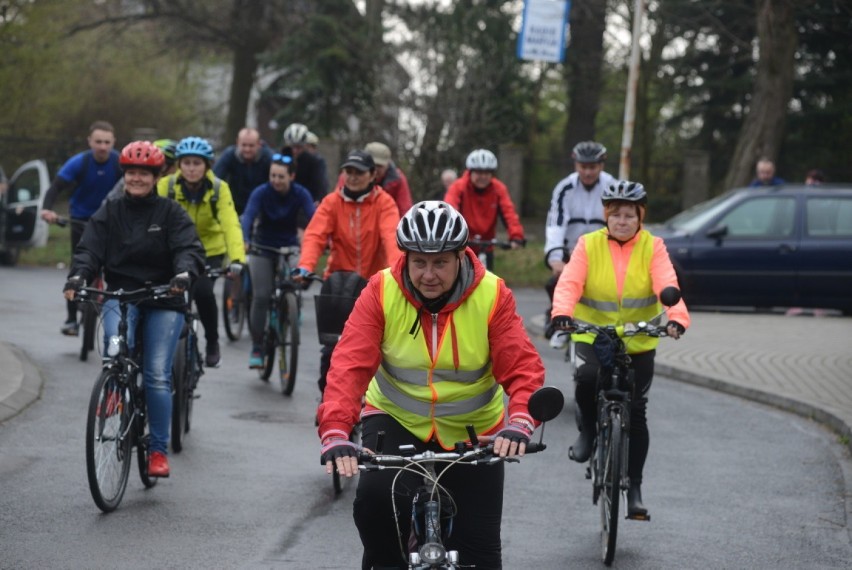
[720,197,795,238]
[806,197,852,237]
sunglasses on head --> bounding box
[272,153,294,165]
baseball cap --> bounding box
[364,142,391,166]
[340,150,375,172]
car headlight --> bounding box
[419,542,446,565]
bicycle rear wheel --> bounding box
[600,413,622,565]
[277,291,300,396]
[79,302,97,362]
[171,337,188,453]
[222,277,246,341]
[86,369,133,512]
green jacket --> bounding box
[157,170,245,263]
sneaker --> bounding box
[148,451,170,478]
[205,342,220,368]
[61,320,79,336]
[248,346,263,369]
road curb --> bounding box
[0,343,44,423]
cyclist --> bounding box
[41,120,122,336]
[543,140,615,340]
[158,136,246,367]
[106,138,178,199]
[213,127,273,215]
[317,201,545,569]
[364,141,413,216]
[443,148,525,271]
[241,153,315,369]
[292,149,400,394]
[280,122,329,204]
[550,180,690,519]
[62,141,205,478]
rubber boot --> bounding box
[569,415,596,462]
[627,482,650,520]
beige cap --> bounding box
[364,141,391,166]
[306,131,319,145]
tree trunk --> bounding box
[723,0,797,189]
[224,45,259,145]
[563,0,606,170]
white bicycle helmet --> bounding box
[465,149,498,171]
[397,201,469,253]
[282,123,309,146]
[602,180,647,204]
[571,141,607,163]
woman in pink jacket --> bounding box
[551,180,690,520]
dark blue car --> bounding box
[647,185,852,314]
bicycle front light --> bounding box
[106,335,121,357]
[419,542,446,565]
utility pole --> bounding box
[619,0,645,180]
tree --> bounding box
[723,0,797,188]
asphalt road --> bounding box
[0,266,849,568]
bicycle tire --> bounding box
[278,291,300,396]
[259,320,277,382]
[136,413,159,489]
[600,413,622,566]
[184,334,200,434]
[86,369,133,513]
[222,277,246,341]
[171,337,188,453]
[79,302,97,362]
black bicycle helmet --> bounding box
[397,201,469,253]
[571,141,607,163]
[602,180,647,204]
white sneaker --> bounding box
[550,331,569,349]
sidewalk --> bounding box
[526,309,852,453]
[0,342,43,423]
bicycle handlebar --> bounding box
[570,321,670,339]
[75,284,173,303]
[249,243,300,257]
[357,440,548,471]
[467,237,514,250]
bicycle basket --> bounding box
[314,271,367,345]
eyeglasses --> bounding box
[272,153,294,165]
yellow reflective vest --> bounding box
[365,269,506,449]
[573,229,661,353]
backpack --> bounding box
[166,176,222,222]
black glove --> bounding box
[169,273,190,293]
[510,238,527,248]
[667,320,685,334]
[63,275,85,293]
[320,437,361,465]
[494,420,533,446]
[551,315,576,332]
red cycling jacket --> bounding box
[443,171,525,242]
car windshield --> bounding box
[664,192,735,233]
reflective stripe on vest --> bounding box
[573,229,661,354]
[365,269,505,449]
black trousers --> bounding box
[354,414,505,570]
[574,342,655,484]
[193,254,224,344]
[66,218,87,322]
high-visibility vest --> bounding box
[365,269,506,449]
[573,229,661,354]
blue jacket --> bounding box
[241,181,315,249]
[56,150,122,218]
[213,145,273,214]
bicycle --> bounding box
[250,243,314,395]
[56,217,104,362]
[356,386,564,569]
[565,286,681,565]
[77,283,174,513]
[222,263,251,341]
[467,235,512,272]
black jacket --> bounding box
[70,191,205,310]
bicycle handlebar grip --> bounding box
[55,217,69,228]
[524,441,547,454]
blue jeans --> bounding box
[102,300,183,454]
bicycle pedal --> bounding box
[627,512,651,522]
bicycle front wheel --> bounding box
[259,322,277,382]
[86,369,133,512]
[171,337,188,453]
[277,291,300,396]
[600,413,623,566]
[222,277,246,341]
